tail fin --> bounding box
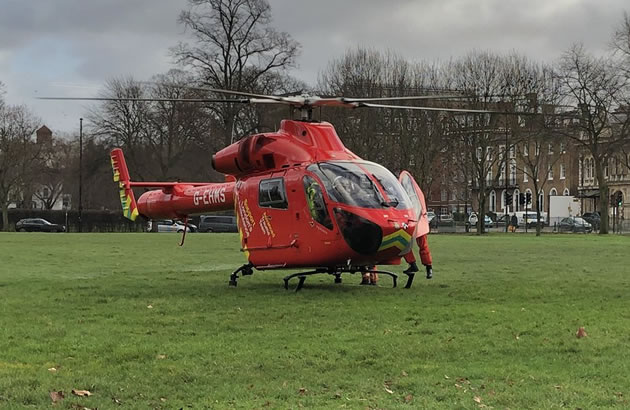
[110,148,139,221]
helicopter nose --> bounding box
[333,208,383,255]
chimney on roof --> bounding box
[36,125,53,145]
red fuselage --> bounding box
[135,120,418,270]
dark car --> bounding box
[581,212,601,231]
[199,215,238,233]
[16,218,65,232]
[558,217,592,233]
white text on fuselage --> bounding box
[193,187,226,206]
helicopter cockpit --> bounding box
[307,161,412,210]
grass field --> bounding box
[1,232,629,409]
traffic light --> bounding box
[519,193,525,206]
[525,192,532,205]
[617,192,623,207]
[505,191,513,207]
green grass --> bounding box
[1,232,629,409]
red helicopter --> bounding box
[53,89,494,290]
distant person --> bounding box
[510,213,518,233]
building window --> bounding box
[509,145,515,159]
[538,190,544,211]
[489,190,496,212]
[523,144,529,156]
[560,163,566,179]
[550,188,558,196]
[548,166,554,180]
[441,189,447,201]
[451,189,457,201]
[548,143,553,154]
[514,189,520,211]
[523,166,529,182]
[563,188,570,196]
[535,143,540,156]
[510,160,517,185]
[560,142,566,153]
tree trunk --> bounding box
[598,184,609,234]
[477,192,486,235]
[2,204,9,232]
[595,161,609,234]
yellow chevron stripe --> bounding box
[378,229,412,252]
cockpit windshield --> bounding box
[307,161,412,210]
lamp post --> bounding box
[78,118,83,233]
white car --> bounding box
[147,219,195,233]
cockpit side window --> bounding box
[303,176,333,230]
[259,178,288,209]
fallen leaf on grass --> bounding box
[404,394,413,403]
[298,387,307,395]
[576,327,588,338]
[160,397,167,402]
[384,387,393,394]
[71,389,92,397]
[49,391,64,403]
[401,370,408,377]
[70,405,94,410]
[112,397,122,404]
[455,383,463,389]
[444,375,450,379]
[554,385,563,390]
[473,396,482,403]
[156,354,167,360]
[48,367,57,372]
[147,305,153,309]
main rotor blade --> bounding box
[341,95,466,102]
[37,96,252,103]
[358,102,498,114]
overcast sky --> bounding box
[0,0,627,135]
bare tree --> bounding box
[86,77,152,180]
[172,0,300,146]
[0,104,41,230]
[317,47,448,193]
[145,70,215,180]
[555,44,627,234]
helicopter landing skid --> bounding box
[229,263,254,287]
[283,268,400,292]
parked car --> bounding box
[581,212,601,230]
[199,215,238,233]
[147,219,194,233]
[495,214,518,228]
[427,211,437,228]
[438,214,454,224]
[558,217,592,233]
[15,218,65,232]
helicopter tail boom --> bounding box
[110,148,139,221]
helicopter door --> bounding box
[398,171,429,237]
[303,175,334,230]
